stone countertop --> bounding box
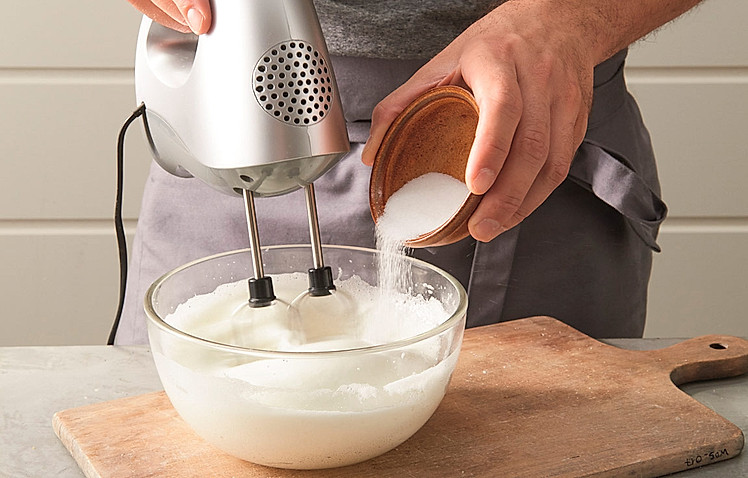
[1,340,746,477]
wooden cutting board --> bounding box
[54,316,748,477]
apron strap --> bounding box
[569,140,668,252]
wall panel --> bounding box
[0,81,151,219]
[645,229,748,337]
[3,1,141,68]
[626,81,748,217]
[0,231,134,346]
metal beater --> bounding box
[134,0,350,308]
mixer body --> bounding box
[135,0,350,197]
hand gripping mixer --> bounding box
[134,0,351,334]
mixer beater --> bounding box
[242,183,337,307]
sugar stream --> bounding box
[375,172,470,296]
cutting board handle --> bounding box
[647,334,748,386]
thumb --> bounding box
[171,0,212,34]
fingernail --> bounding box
[473,218,505,242]
[187,8,204,34]
[471,168,497,195]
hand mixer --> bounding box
[134,0,350,320]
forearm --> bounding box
[501,0,705,65]
[584,0,703,62]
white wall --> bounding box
[625,0,748,337]
[0,2,149,345]
[0,1,745,345]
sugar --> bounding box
[375,172,469,296]
[376,172,469,243]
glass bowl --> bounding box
[145,245,467,469]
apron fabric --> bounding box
[115,49,665,344]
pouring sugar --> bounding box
[376,172,470,242]
[375,172,469,294]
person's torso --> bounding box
[315,0,503,59]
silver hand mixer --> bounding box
[134,0,350,308]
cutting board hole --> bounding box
[709,343,728,350]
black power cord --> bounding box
[108,103,146,345]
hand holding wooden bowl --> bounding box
[369,86,482,247]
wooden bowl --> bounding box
[369,86,481,247]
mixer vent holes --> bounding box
[253,41,333,125]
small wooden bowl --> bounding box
[369,86,481,247]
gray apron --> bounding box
[115,49,666,344]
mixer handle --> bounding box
[142,19,199,89]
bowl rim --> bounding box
[144,244,467,358]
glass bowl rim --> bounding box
[144,244,468,358]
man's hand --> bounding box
[361,0,702,243]
[126,0,211,34]
[362,1,594,242]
